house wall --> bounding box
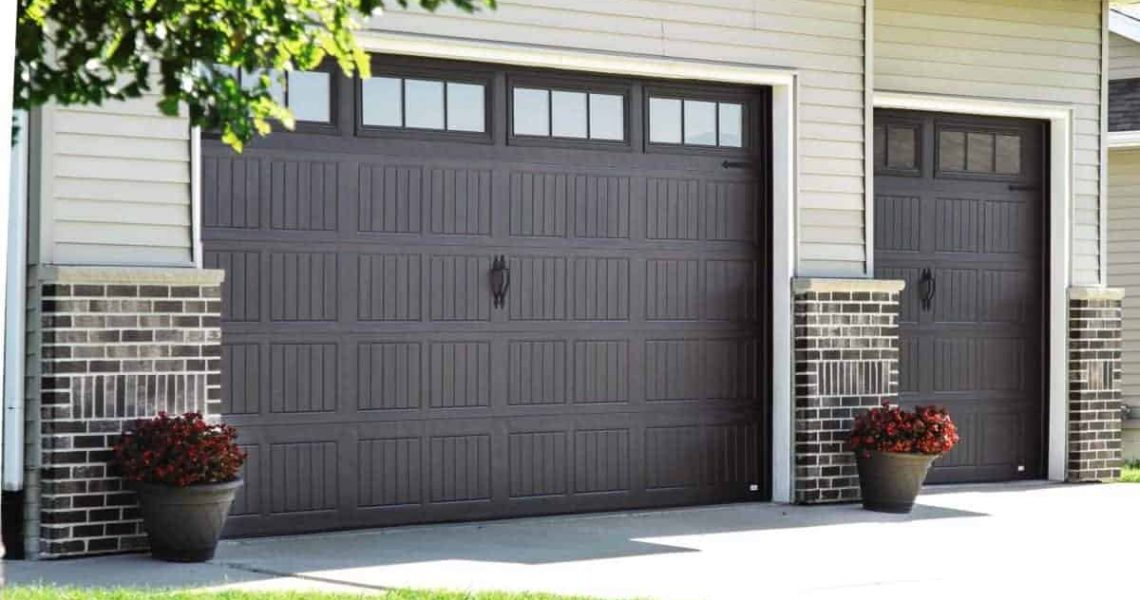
[363,0,870,277]
[1108,147,1140,459]
[875,0,1106,286]
[1111,31,1140,80]
[31,93,194,268]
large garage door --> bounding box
[874,110,1046,483]
[204,57,771,536]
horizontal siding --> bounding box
[366,0,868,277]
[1109,148,1140,410]
[1110,32,1140,80]
[875,0,1105,286]
[43,91,193,266]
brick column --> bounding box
[1067,287,1125,482]
[32,267,223,558]
[792,278,905,504]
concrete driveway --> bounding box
[4,482,1139,599]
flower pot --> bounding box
[855,451,937,514]
[132,478,242,562]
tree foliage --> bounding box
[16,0,495,150]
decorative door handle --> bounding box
[490,255,510,308]
[919,268,936,311]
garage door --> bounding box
[203,57,771,536]
[874,110,1046,483]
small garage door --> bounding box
[203,56,771,536]
[874,110,1046,483]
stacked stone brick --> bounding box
[33,268,223,557]
[1067,288,1125,482]
[792,279,905,504]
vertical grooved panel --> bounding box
[572,340,629,404]
[429,256,491,321]
[430,435,491,502]
[269,252,338,321]
[358,342,422,410]
[358,437,423,507]
[645,259,700,320]
[645,339,702,401]
[574,175,631,239]
[509,431,568,497]
[705,181,755,241]
[359,254,423,321]
[645,426,701,489]
[270,343,337,413]
[427,168,492,235]
[574,429,630,493]
[429,342,491,408]
[269,442,338,513]
[270,160,338,231]
[647,178,701,240]
[359,164,423,233]
[572,257,629,320]
[222,343,260,414]
[705,260,756,321]
[508,256,568,321]
[508,341,567,405]
[205,250,261,322]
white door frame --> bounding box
[354,32,802,502]
[872,91,1074,482]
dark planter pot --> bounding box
[855,451,937,514]
[132,478,242,562]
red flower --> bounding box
[847,401,960,458]
[111,412,246,487]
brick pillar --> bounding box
[1067,287,1125,482]
[33,267,223,558]
[792,278,905,504]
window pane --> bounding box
[513,88,549,136]
[242,68,285,105]
[405,79,444,129]
[683,100,716,145]
[446,82,485,132]
[995,134,1021,175]
[939,130,966,171]
[649,98,681,144]
[887,126,916,170]
[718,102,742,147]
[967,132,994,172]
[361,77,402,127]
[589,94,624,141]
[288,71,330,122]
[551,91,587,138]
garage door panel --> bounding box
[210,61,770,536]
[877,109,1044,483]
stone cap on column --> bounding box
[1068,286,1125,301]
[40,266,225,285]
[792,277,906,294]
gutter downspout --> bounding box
[4,110,28,494]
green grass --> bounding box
[1123,461,1140,483]
[5,588,612,600]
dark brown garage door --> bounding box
[874,110,1045,483]
[203,57,770,536]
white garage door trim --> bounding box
[873,90,1075,483]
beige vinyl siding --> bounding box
[36,92,193,267]
[1110,32,1140,80]
[366,0,869,276]
[1108,148,1140,412]
[875,0,1105,286]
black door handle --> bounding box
[490,255,510,308]
[919,268,936,311]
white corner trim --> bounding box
[1110,9,1140,44]
[863,0,875,278]
[1108,130,1140,148]
[872,90,1074,483]
[190,125,203,268]
[355,32,801,503]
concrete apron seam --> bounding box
[211,561,393,594]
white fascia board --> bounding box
[1109,130,1140,148]
[1110,9,1140,44]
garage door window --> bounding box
[362,76,487,133]
[511,86,625,141]
[228,67,333,124]
[649,96,743,148]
